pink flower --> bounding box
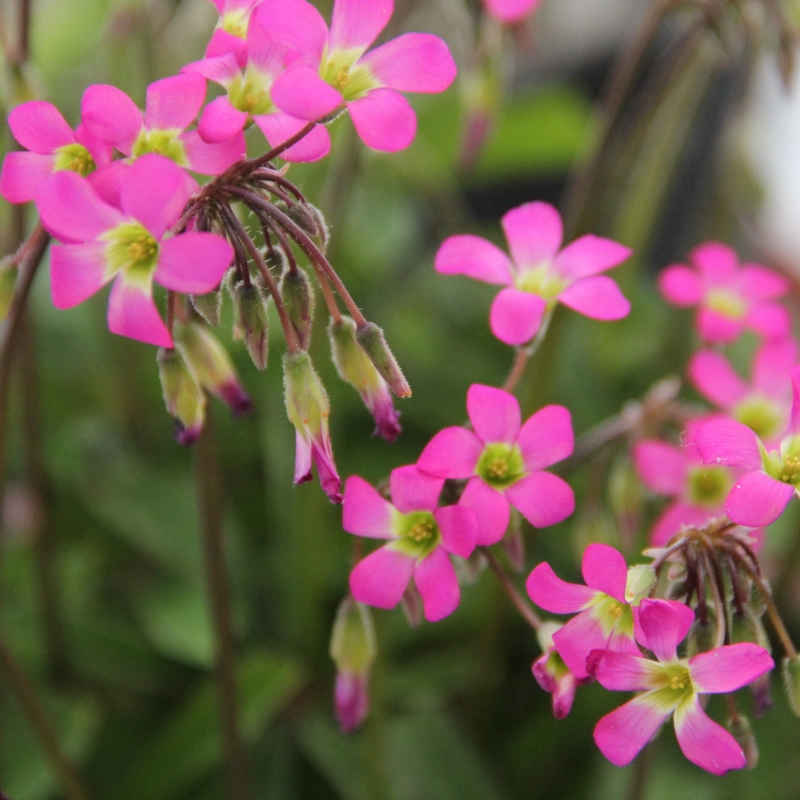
[483,0,540,24]
[695,366,800,527]
[435,202,631,346]
[532,621,587,719]
[34,154,233,347]
[417,384,575,545]
[81,73,245,176]
[343,465,479,622]
[0,101,112,204]
[205,0,263,63]
[183,18,330,162]
[592,598,773,775]
[259,0,457,152]
[658,242,790,344]
[689,337,797,445]
[633,423,737,546]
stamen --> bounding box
[607,602,623,620]
[780,455,800,484]
[486,458,509,480]
[407,520,436,542]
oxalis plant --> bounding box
[1,0,800,798]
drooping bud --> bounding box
[329,597,377,733]
[532,622,579,719]
[157,347,206,446]
[282,351,341,502]
[783,656,800,716]
[625,565,656,606]
[233,282,269,369]
[281,267,315,351]
[329,316,401,442]
[355,322,411,398]
[0,257,17,321]
[174,322,251,416]
[190,289,222,327]
[728,714,759,768]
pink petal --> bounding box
[50,243,112,309]
[181,130,246,174]
[348,88,416,152]
[553,235,631,281]
[747,302,792,340]
[74,123,113,167]
[688,350,748,409]
[204,29,248,64]
[294,430,313,484]
[182,53,241,87]
[246,17,291,78]
[360,33,456,93]
[697,308,745,344]
[673,696,745,775]
[553,610,611,679]
[489,287,546,346]
[271,63,343,121]
[389,464,444,513]
[634,600,695,651]
[35,170,124,243]
[691,241,738,282]
[689,643,774,694]
[594,696,672,767]
[87,160,129,207]
[753,338,797,399]
[144,73,206,132]
[313,443,342,504]
[197,96,248,143]
[649,502,720,547]
[501,202,562,269]
[580,543,627,600]
[694,418,762,470]
[593,651,662,691]
[725,470,794,527]
[658,265,703,306]
[0,151,55,203]
[467,384,520,444]
[342,475,395,538]
[558,275,630,320]
[81,84,143,155]
[435,235,513,285]
[253,113,331,162]
[506,472,575,529]
[632,440,688,496]
[518,405,574,472]
[349,545,414,609]
[120,154,190,238]
[791,365,800,435]
[413,546,460,622]
[637,598,688,662]
[417,427,482,479]
[156,233,233,294]
[525,562,596,614]
[434,505,478,559]
[484,0,539,22]
[459,476,510,545]
[8,101,74,154]
[739,264,789,301]
[107,273,172,347]
[330,0,391,54]
[255,0,329,65]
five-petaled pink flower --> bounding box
[183,15,330,162]
[259,0,457,152]
[343,465,479,622]
[592,598,773,775]
[34,154,233,348]
[0,101,112,204]
[435,202,632,346]
[689,337,797,446]
[417,384,575,546]
[658,242,790,344]
[695,365,800,528]
[483,0,540,24]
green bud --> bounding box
[0,257,18,321]
[355,322,411,398]
[625,565,656,605]
[783,656,800,716]
[731,609,771,651]
[281,267,315,351]
[190,289,222,327]
[686,615,716,658]
[330,597,377,674]
[728,714,759,768]
[233,282,269,369]
[157,347,206,445]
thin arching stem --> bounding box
[501,308,554,394]
[481,547,542,632]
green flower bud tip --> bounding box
[234,282,269,370]
[355,322,411,398]
[625,565,656,605]
[281,267,315,351]
[190,288,222,327]
[157,347,206,446]
[330,597,377,674]
[783,656,800,717]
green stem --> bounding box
[501,308,554,394]
[481,547,542,631]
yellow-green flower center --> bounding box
[54,143,96,177]
[477,443,525,489]
[515,263,567,301]
[658,663,694,698]
[779,455,800,484]
[734,396,783,441]
[706,288,746,319]
[132,129,188,166]
[687,465,730,506]
[321,49,378,101]
[103,222,160,279]
[228,70,274,115]
[591,594,635,638]
[394,510,441,558]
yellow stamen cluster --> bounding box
[780,455,800,484]
[670,669,691,691]
[607,602,623,620]
[128,235,158,263]
[332,69,351,91]
[67,151,94,175]
[486,458,509,480]
[407,520,436,542]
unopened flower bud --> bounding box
[686,615,716,658]
[234,283,269,369]
[625,565,656,605]
[329,316,401,442]
[330,597,376,732]
[175,322,251,416]
[157,347,206,446]
[190,289,222,327]
[286,202,325,240]
[0,257,17,321]
[355,322,411,398]
[783,656,800,716]
[728,714,759,768]
[281,267,315,351]
[533,622,578,719]
[283,351,341,502]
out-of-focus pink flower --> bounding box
[417,384,575,545]
[689,338,797,445]
[183,19,330,162]
[483,0,540,24]
[34,155,232,347]
[435,202,631,346]
[532,621,587,719]
[658,242,790,344]
[592,599,773,775]
[259,0,457,152]
[344,465,478,622]
[0,101,112,204]
[205,0,263,62]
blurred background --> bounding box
[2,0,800,798]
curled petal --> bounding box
[558,275,630,320]
[553,235,631,281]
[489,287,546,346]
[725,470,794,527]
[689,643,774,694]
[390,464,443,513]
[342,475,395,538]
[673,695,745,775]
[517,405,573,472]
[435,235,513,285]
[506,472,574,529]
[350,545,414,609]
[581,543,627,601]
[594,695,673,767]
[459,476,510,546]
[525,562,596,614]
[658,265,703,306]
[688,350,748,409]
[501,202,562,269]
[361,33,456,93]
[348,89,416,152]
[434,505,478,559]
[414,546,460,622]
[107,273,172,347]
[467,384,520,445]
[417,427,482,479]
